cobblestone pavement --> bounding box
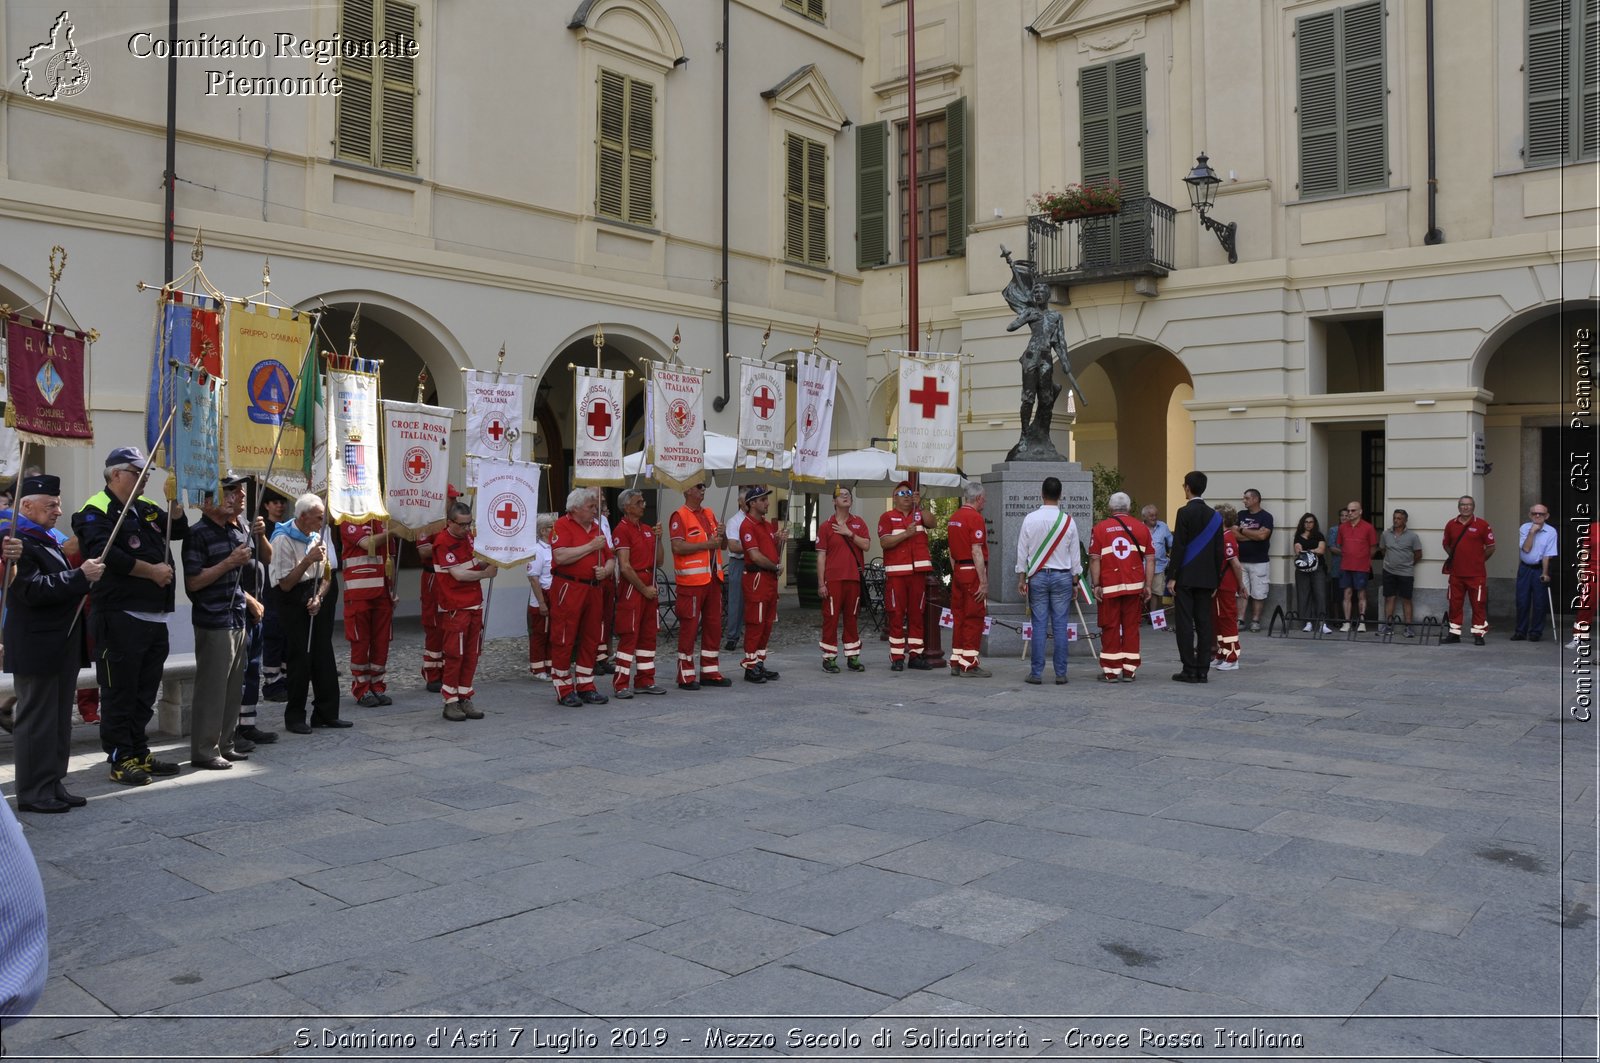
[1,594,1595,1062]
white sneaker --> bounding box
[1567,639,1581,651]
[1302,623,1313,632]
[1340,622,1351,632]
[1357,623,1367,633]
[1321,624,1334,634]
[1215,660,1239,671]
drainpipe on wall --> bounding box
[1423,0,1444,245]
[713,0,733,412]
[163,0,178,280]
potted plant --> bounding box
[1029,181,1123,222]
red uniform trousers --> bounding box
[1096,593,1144,678]
[1212,590,1240,664]
[1447,574,1489,636]
[613,582,658,691]
[949,567,985,671]
[420,571,444,681]
[343,594,394,698]
[741,572,778,672]
[884,573,927,662]
[595,579,616,665]
[675,580,726,684]
[439,607,483,704]
[527,604,550,676]
[820,579,862,659]
[549,576,603,699]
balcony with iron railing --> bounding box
[1028,196,1176,283]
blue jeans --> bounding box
[1515,564,1548,637]
[1029,569,1073,678]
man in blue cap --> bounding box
[3,474,105,811]
[72,446,190,786]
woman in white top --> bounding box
[526,513,555,679]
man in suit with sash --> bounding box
[1167,470,1226,684]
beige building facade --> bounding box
[0,0,1595,628]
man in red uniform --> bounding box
[1212,505,1245,670]
[1442,494,1496,644]
[612,487,665,698]
[415,483,461,692]
[1088,490,1153,682]
[338,516,398,706]
[877,481,933,671]
[550,487,614,707]
[946,482,991,677]
[738,485,783,682]
[429,501,493,720]
[669,481,732,689]
[816,486,870,674]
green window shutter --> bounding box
[1526,0,1570,164]
[1582,0,1600,158]
[596,69,626,219]
[805,138,828,266]
[1079,63,1111,189]
[336,0,377,165]
[1080,56,1144,262]
[786,133,806,261]
[626,79,655,225]
[944,98,968,256]
[807,0,827,22]
[1341,1,1386,190]
[1297,10,1340,196]
[379,0,417,173]
[856,121,888,268]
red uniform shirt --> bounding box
[428,529,483,610]
[816,513,870,583]
[614,517,656,582]
[1219,529,1240,594]
[740,517,782,599]
[1090,515,1153,598]
[1443,516,1495,579]
[1340,519,1378,574]
[550,515,611,582]
[338,519,396,600]
[878,509,927,574]
[946,505,987,565]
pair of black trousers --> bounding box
[93,610,168,762]
[1173,585,1216,678]
[12,658,79,805]
[277,584,340,728]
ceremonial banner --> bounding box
[464,370,523,487]
[650,366,704,491]
[473,457,542,568]
[172,366,222,505]
[147,293,223,456]
[573,368,625,487]
[896,355,960,473]
[792,351,837,484]
[738,359,786,459]
[326,364,386,524]
[225,303,315,492]
[382,400,453,539]
[3,316,93,447]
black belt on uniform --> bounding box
[554,574,601,587]
[954,559,975,567]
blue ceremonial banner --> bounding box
[146,294,223,458]
[172,366,221,505]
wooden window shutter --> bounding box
[596,69,627,220]
[807,0,827,21]
[1079,63,1112,189]
[1527,0,1572,164]
[1297,10,1340,196]
[1582,0,1599,158]
[944,98,968,256]
[1080,57,1144,262]
[626,79,655,225]
[1341,1,1387,190]
[379,0,417,172]
[785,133,807,261]
[335,0,377,164]
[856,121,889,268]
[805,137,828,266]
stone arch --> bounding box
[298,290,469,411]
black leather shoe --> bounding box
[677,680,701,691]
[55,790,87,808]
[744,669,766,683]
[192,757,233,771]
[701,676,733,688]
[758,665,780,681]
[890,659,905,672]
[314,719,354,728]
[232,737,256,754]
[1473,635,1485,646]
[1510,633,1527,641]
[425,679,443,693]
[18,799,69,814]
[375,692,393,705]
[286,722,313,734]
[559,694,583,708]
[1441,634,1462,644]
[238,726,278,744]
[578,690,609,705]
[907,657,933,670]
[222,750,250,762]
[1172,672,1197,683]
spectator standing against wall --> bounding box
[1378,509,1423,638]
[1235,489,1273,632]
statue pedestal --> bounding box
[978,461,1094,658]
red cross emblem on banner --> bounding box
[407,453,428,478]
[908,375,950,420]
[752,386,776,420]
[586,401,613,439]
[486,419,506,443]
[402,446,431,484]
[496,501,520,528]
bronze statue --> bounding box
[1000,246,1085,462]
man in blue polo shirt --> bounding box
[1512,502,1558,642]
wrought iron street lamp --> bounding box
[1183,152,1238,264]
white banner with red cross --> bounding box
[472,457,542,568]
[464,369,523,486]
[382,400,453,540]
[650,365,705,492]
[896,355,961,473]
[791,351,837,484]
[573,367,626,487]
[738,358,787,460]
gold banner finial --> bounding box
[416,367,429,403]
[812,322,822,348]
[262,257,271,292]
[48,246,67,285]
[497,343,507,373]
[761,322,772,357]
[671,324,681,356]
[191,229,205,264]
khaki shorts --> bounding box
[1240,562,1270,601]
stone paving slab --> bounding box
[0,615,1592,1061]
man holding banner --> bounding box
[611,488,665,698]
[429,501,494,720]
